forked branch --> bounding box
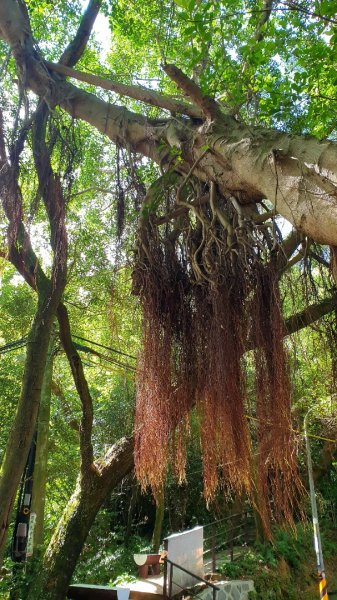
[46,61,203,119]
[59,0,102,67]
[162,62,220,120]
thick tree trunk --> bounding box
[151,487,164,553]
[26,437,134,600]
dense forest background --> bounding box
[1,0,337,598]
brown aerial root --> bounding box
[132,177,302,522]
[134,340,172,498]
[170,414,190,484]
[252,266,304,524]
[133,214,195,498]
[194,281,252,503]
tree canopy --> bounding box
[1,1,337,597]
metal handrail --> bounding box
[202,509,253,530]
[203,521,251,543]
[203,510,254,571]
[204,531,247,552]
[163,557,220,600]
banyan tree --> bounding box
[132,161,303,529]
[1,0,337,581]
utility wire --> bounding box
[82,356,135,377]
[1,337,337,444]
[0,333,136,361]
[0,337,27,354]
[72,334,137,360]
[0,343,27,354]
[75,342,136,372]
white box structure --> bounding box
[165,526,204,596]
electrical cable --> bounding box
[75,343,136,372]
[0,342,27,355]
[72,334,137,360]
[0,333,137,361]
[81,356,135,377]
[1,338,337,443]
[0,337,28,354]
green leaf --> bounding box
[174,0,190,8]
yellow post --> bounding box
[319,576,328,600]
[304,408,329,599]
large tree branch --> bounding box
[59,82,161,158]
[200,126,337,245]
[2,0,337,246]
[0,105,67,293]
[98,436,134,482]
[46,60,203,119]
[59,0,102,67]
[241,294,337,353]
[33,104,68,273]
[275,228,303,273]
[254,0,274,42]
[0,109,50,291]
[163,62,220,120]
[284,294,337,335]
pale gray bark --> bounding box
[1,0,337,246]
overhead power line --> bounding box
[72,334,137,361]
[77,347,136,373]
[0,337,27,354]
[1,336,337,444]
[0,333,137,361]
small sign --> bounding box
[26,512,37,557]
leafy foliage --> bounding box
[1,0,337,596]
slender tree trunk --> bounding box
[125,474,139,544]
[152,487,165,553]
[0,285,64,566]
[31,330,56,550]
[26,436,134,600]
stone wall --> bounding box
[200,580,255,600]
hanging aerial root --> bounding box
[133,213,195,498]
[134,339,172,498]
[194,282,252,502]
[252,266,303,523]
[133,178,302,524]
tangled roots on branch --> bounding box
[132,179,302,524]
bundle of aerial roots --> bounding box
[132,186,303,529]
